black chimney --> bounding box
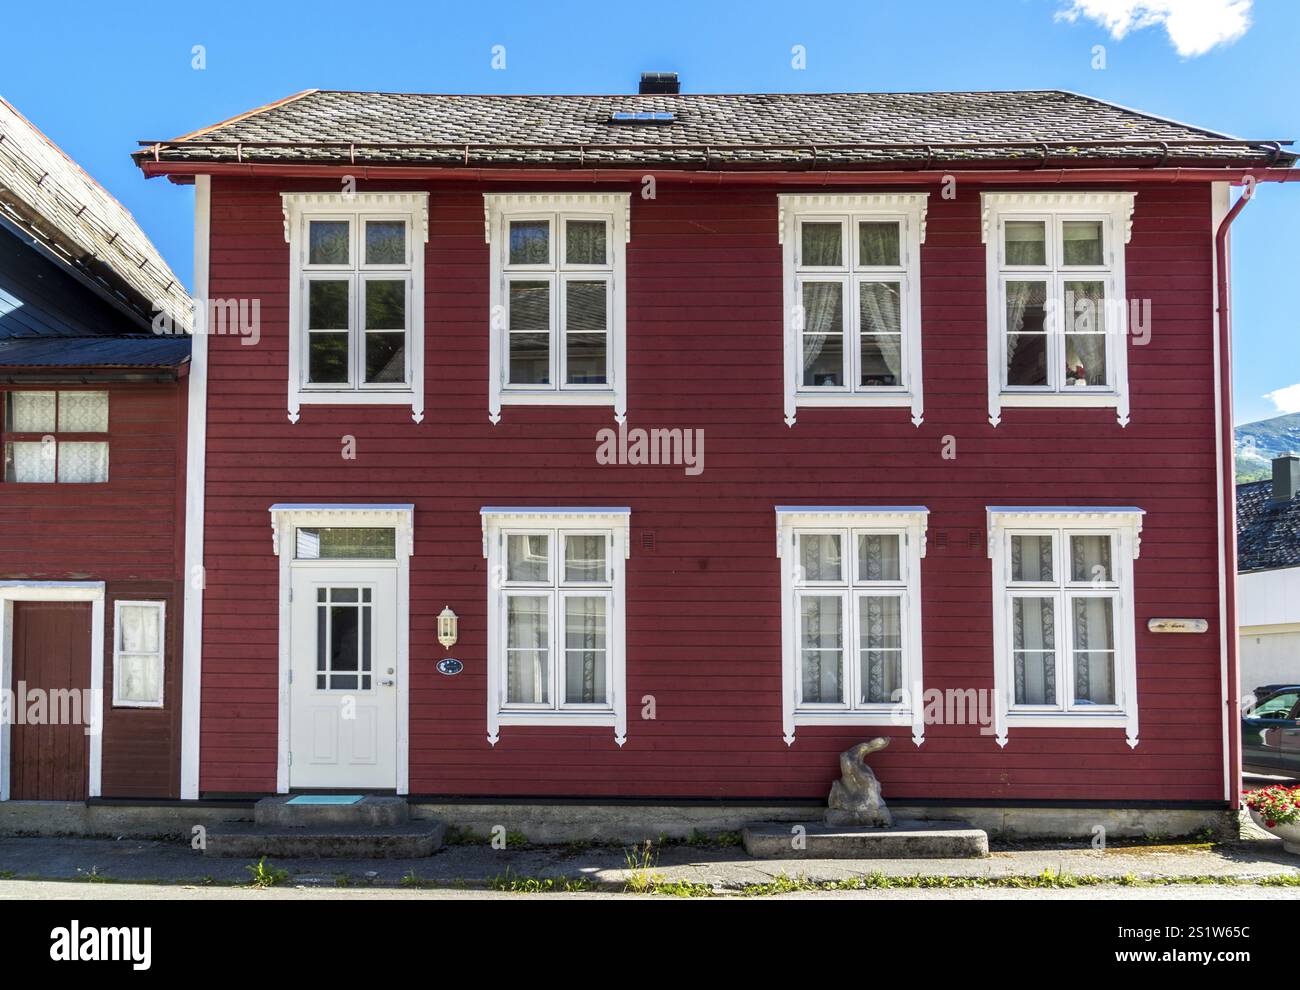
[639,72,680,95]
[1272,454,1300,502]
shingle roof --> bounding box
[0,335,190,369]
[1,96,191,331]
[1238,480,1300,572]
[135,88,1294,169]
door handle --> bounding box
[379,678,395,687]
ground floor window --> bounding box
[112,600,165,707]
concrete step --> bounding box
[742,819,989,859]
[253,796,409,828]
[205,820,444,859]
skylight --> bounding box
[608,111,674,125]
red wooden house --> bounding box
[0,97,191,801]
[120,77,1296,820]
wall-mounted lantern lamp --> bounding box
[438,606,459,649]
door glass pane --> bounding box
[1013,596,1056,705]
[565,220,607,265]
[799,533,842,582]
[858,222,900,266]
[1064,280,1107,386]
[58,392,108,432]
[1005,280,1048,386]
[506,596,549,704]
[800,596,843,703]
[308,220,350,265]
[801,281,844,387]
[8,391,56,432]
[800,222,842,266]
[295,528,396,560]
[118,605,160,653]
[1004,220,1046,265]
[1011,534,1053,582]
[859,281,902,387]
[57,442,108,483]
[116,655,161,705]
[564,535,606,583]
[507,534,550,582]
[859,595,902,704]
[365,220,406,265]
[330,604,359,672]
[1070,535,1113,583]
[857,534,901,581]
[1072,597,1115,705]
[564,595,607,704]
[509,220,550,265]
[508,281,550,384]
[565,280,607,384]
[1062,220,1104,266]
[6,441,55,482]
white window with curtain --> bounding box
[481,507,629,745]
[282,192,429,424]
[776,506,928,746]
[484,194,630,425]
[987,507,1143,748]
[113,600,165,708]
[2,390,109,483]
[778,194,928,427]
[981,192,1136,427]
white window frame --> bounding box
[778,194,928,428]
[282,192,429,424]
[481,507,630,745]
[981,192,1137,428]
[776,506,928,746]
[112,599,165,709]
[484,194,630,424]
[986,506,1143,748]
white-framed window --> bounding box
[778,194,928,428]
[2,390,109,483]
[113,600,165,708]
[481,507,630,745]
[484,194,630,424]
[981,192,1136,427]
[986,506,1143,748]
[281,192,429,424]
[776,506,928,746]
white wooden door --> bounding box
[289,566,398,789]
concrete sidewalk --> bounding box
[0,829,1297,895]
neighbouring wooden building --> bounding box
[0,96,191,800]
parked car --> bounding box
[1243,686,1300,777]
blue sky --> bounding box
[1,0,1295,423]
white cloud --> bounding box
[1056,0,1253,57]
[1264,383,1300,415]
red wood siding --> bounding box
[0,383,187,798]
[201,177,1225,802]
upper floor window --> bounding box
[281,192,429,424]
[2,390,108,483]
[481,507,630,745]
[484,194,630,424]
[986,506,1143,748]
[775,506,929,745]
[981,192,1136,428]
[778,194,928,427]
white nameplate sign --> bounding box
[1147,618,1208,634]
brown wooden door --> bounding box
[10,601,92,801]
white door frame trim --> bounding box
[0,581,106,802]
[269,504,414,794]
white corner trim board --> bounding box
[0,581,106,802]
[268,504,415,795]
[778,193,928,428]
[480,507,631,746]
[775,506,929,747]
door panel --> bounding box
[289,568,397,789]
[10,601,92,801]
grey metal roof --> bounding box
[1238,480,1300,573]
[135,88,1294,169]
[1,96,191,331]
[0,335,190,368]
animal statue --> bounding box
[825,737,893,827]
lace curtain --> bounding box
[860,595,902,703]
[564,596,606,704]
[801,282,843,386]
[800,596,843,703]
[1072,597,1115,704]
[1013,597,1056,705]
[116,604,162,705]
[506,596,549,703]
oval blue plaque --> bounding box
[437,658,464,676]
